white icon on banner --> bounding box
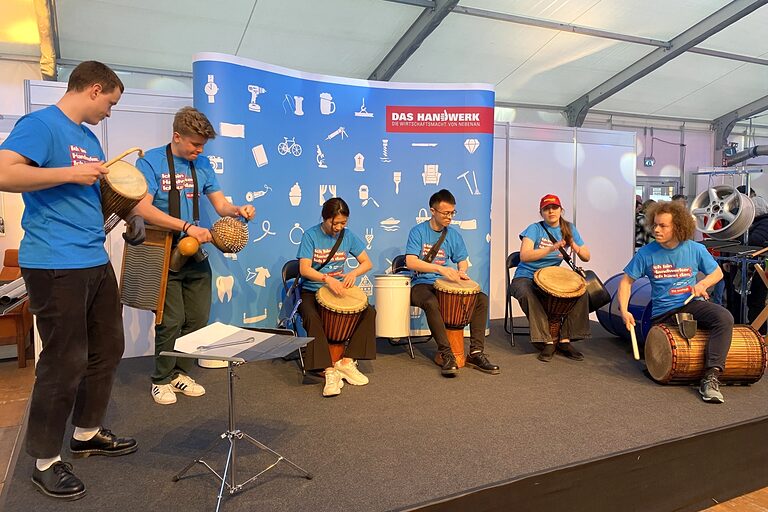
[346,255,360,269]
[359,185,379,208]
[289,182,302,207]
[219,123,245,138]
[319,92,336,115]
[416,208,430,224]
[354,153,365,172]
[224,253,238,261]
[251,145,268,167]
[412,142,438,147]
[355,98,373,118]
[457,170,480,195]
[246,267,271,287]
[451,218,477,230]
[380,139,391,163]
[410,306,423,319]
[319,184,337,205]
[283,94,304,116]
[278,137,302,157]
[486,233,491,243]
[359,275,373,296]
[316,145,327,168]
[209,156,224,174]
[464,138,480,154]
[380,217,400,232]
[289,223,305,245]
[216,276,234,302]
[325,126,348,141]
[248,85,266,112]
[393,171,401,194]
[245,185,271,202]
[204,75,218,103]
[422,164,441,185]
[365,228,374,250]
[252,220,276,242]
[243,309,268,324]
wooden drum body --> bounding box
[101,159,147,234]
[433,278,481,368]
[533,266,586,341]
[316,285,368,342]
[645,324,767,384]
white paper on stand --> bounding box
[174,322,274,359]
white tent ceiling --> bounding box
[6,0,768,126]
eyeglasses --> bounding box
[431,208,457,218]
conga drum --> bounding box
[316,285,368,342]
[645,324,767,384]
[101,148,148,234]
[433,278,481,368]
[533,266,586,341]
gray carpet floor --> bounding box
[3,320,767,512]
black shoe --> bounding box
[557,343,584,361]
[537,344,556,362]
[32,462,86,501]
[70,428,138,458]
[440,353,459,377]
[465,352,500,375]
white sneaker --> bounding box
[322,369,344,397]
[334,359,369,386]
[151,383,177,405]
[171,374,206,397]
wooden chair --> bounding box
[0,249,33,368]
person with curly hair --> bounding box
[617,200,733,403]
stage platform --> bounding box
[2,320,767,512]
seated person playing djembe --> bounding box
[297,198,377,397]
[405,189,499,377]
[618,200,733,404]
[509,194,592,362]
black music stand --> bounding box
[161,323,313,512]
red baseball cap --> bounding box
[539,194,562,210]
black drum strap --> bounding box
[423,227,448,263]
[165,144,200,223]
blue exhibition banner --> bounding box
[193,53,494,334]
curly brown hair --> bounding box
[645,200,695,241]
[173,107,216,140]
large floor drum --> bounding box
[596,273,653,343]
[645,324,767,384]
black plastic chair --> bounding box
[280,259,305,373]
[504,251,530,347]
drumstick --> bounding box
[104,147,145,168]
[683,294,695,306]
[628,324,640,361]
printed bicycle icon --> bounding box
[277,137,302,157]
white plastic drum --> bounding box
[374,274,411,338]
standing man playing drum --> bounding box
[134,107,255,405]
[0,61,139,500]
[297,197,376,397]
[405,189,500,377]
[510,194,591,362]
[618,200,733,403]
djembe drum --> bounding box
[210,217,249,253]
[101,147,147,233]
[533,266,587,341]
[316,285,368,343]
[433,278,481,368]
[645,324,767,384]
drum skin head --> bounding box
[104,160,148,199]
[534,267,586,298]
[645,326,674,383]
[316,285,368,313]
[434,278,480,294]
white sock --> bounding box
[36,456,61,471]
[72,426,100,441]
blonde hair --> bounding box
[646,200,696,241]
[173,107,216,139]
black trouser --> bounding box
[298,291,376,371]
[509,277,590,343]
[22,264,125,459]
[653,300,733,370]
[153,258,211,384]
[410,283,488,357]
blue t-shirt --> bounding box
[135,146,221,222]
[296,225,366,293]
[405,222,468,286]
[623,240,718,318]
[515,222,584,280]
[0,105,108,269]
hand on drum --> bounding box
[70,161,110,186]
[439,266,463,282]
[327,277,347,297]
[342,273,356,289]
[549,240,566,257]
[691,282,709,300]
[187,225,213,244]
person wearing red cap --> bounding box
[510,194,592,362]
